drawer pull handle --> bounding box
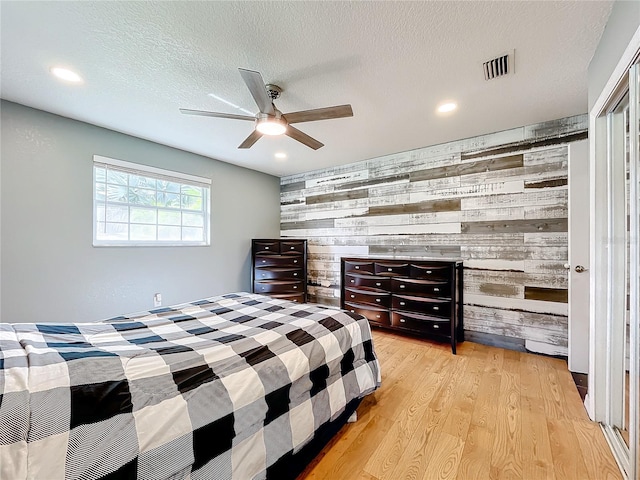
[262,274,266,277]
[376,315,381,319]
[400,302,405,306]
[351,295,355,298]
[294,260,298,263]
[293,286,298,289]
[265,246,269,249]
[400,318,406,323]
[351,310,355,313]
[376,282,381,286]
[355,266,360,269]
[433,306,439,311]
[388,268,393,271]
[294,273,298,276]
[434,288,440,292]
[427,270,432,274]
[375,298,381,303]
[351,280,355,283]
[262,260,266,263]
[290,246,295,250]
[433,324,440,329]
[400,285,405,289]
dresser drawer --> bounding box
[374,262,410,277]
[391,311,450,336]
[255,267,303,280]
[254,280,304,294]
[344,273,391,291]
[344,302,391,326]
[392,294,451,318]
[343,260,375,274]
[253,241,280,255]
[255,255,304,267]
[410,264,451,280]
[391,278,451,297]
[280,241,306,254]
[344,287,391,308]
[270,293,306,303]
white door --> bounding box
[568,139,590,374]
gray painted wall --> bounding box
[1,100,281,323]
[588,0,640,111]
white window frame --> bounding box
[93,155,211,247]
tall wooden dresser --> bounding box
[252,239,307,303]
[341,257,463,353]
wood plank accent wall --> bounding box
[280,115,587,356]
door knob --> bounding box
[575,265,586,273]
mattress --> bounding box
[0,292,381,479]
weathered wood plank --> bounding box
[460,207,525,222]
[523,232,568,246]
[281,206,370,223]
[464,305,567,332]
[410,180,525,203]
[368,198,461,216]
[524,146,567,166]
[369,245,462,257]
[524,178,568,189]
[333,173,410,191]
[280,180,306,193]
[460,131,587,161]
[465,282,524,298]
[461,245,526,260]
[369,222,462,235]
[465,293,568,316]
[306,189,369,205]
[464,269,567,289]
[280,218,335,230]
[409,154,524,182]
[461,190,567,210]
[524,287,569,303]
[523,205,567,220]
[523,115,587,140]
[461,218,567,234]
[464,259,525,271]
[465,319,568,348]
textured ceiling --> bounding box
[0,1,613,177]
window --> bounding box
[93,155,211,246]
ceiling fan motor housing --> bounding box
[265,84,282,100]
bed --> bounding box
[0,292,381,479]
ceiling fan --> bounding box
[180,68,353,150]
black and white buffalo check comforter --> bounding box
[0,292,381,479]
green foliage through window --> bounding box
[93,157,210,246]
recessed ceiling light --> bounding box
[275,152,287,159]
[437,102,457,114]
[50,67,83,83]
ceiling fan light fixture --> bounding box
[256,117,287,136]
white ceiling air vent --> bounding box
[483,51,514,81]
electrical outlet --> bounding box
[153,293,162,307]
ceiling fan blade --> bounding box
[238,68,275,115]
[238,129,263,149]
[283,104,353,124]
[179,108,254,121]
[286,126,324,150]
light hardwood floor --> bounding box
[299,330,622,480]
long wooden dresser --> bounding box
[340,257,463,353]
[252,239,307,303]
